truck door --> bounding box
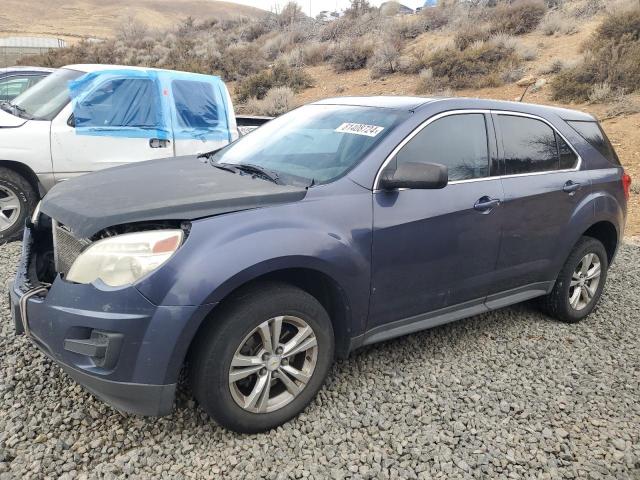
[50,76,173,182]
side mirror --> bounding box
[379,162,448,190]
[67,114,75,128]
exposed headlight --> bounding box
[66,230,184,287]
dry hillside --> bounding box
[0,0,265,40]
[10,0,640,234]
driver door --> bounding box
[50,77,174,182]
[369,112,504,331]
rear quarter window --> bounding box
[172,80,220,129]
[567,120,620,166]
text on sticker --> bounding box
[335,123,384,137]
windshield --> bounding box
[8,68,83,121]
[211,104,406,186]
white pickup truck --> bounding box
[0,64,269,241]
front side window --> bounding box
[211,104,406,186]
[75,78,161,129]
[395,113,490,181]
[499,115,559,174]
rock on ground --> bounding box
[0,241,639,479]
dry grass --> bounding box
[243,87,295,116]
[488,0,547,35]
[552,5,640,101]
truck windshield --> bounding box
[9,68,83,121]
[211,104,406,186]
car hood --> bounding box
[0,108,27,128]
[41,156,308,238]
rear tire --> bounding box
[190,282,334,433]
[539,236,608,323]
[0,167,38,243]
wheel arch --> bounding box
[169,266,355,384]
[0,160,43,197]
[582,220,618,263]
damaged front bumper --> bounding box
[8,224,203,416]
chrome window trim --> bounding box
[373,109,582,191]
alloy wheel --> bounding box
[0,186,21,233]
[569,253,601,311]
[228,315,318,413]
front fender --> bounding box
[135,182,373,329]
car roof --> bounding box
[62,64,219,78]
[312,96,436,110]
[311,96,595,121]
[0,66,56,74]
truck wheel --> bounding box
[539,236,608,323]
[190,282,334,433]
[0,167,38,243]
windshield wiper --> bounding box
[4,102,33,120]
[211,162,237,174]
[230,163,281,184]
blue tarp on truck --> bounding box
[68,68,233,142]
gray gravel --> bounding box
[1,240,639,479]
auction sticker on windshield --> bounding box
[335,123,384,137]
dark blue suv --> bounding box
[10,97,630,433]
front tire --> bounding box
[540,236,609,323]
[0,167,38,243]
[190,282,334,433]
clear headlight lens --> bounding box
[66,229,184,287]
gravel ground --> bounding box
[0,241,639,480]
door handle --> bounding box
[149,138,170,148]
[563,181,581,194]
[474,196,501,213]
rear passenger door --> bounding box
[491,113,590,294]
[370,112,504,329]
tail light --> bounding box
[622,171,632,201]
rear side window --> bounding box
[557,134,578,170]
[172,80,220,129]
[396,113,490,181]
[567,120,620,165]
[499,115,558,174]
[499,115,579,174]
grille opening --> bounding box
[52,221,91,277]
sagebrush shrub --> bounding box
[424,40,521,89]
[552,6,640,101]
[331,42,374,72]
[243,87,295,116]
[489,0,547,35]
[235,62,312,102]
